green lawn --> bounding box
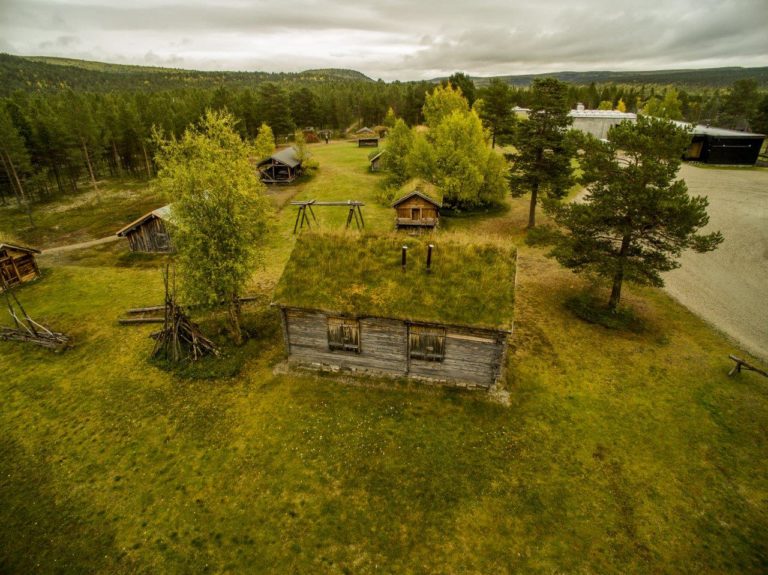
[0,179,164,249]
[1,143,767,573]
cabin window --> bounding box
[327,317,360,352]
[409,325,446,362]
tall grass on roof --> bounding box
[274,232,516,330]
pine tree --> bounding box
[477,78,515,148]
[544,117,723,311]
[508,78,577,228]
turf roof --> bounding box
[274,233,516,330]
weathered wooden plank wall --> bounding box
[126,218,172,253]
[282,308,508,388]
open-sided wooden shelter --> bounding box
[116,205,174,253]
[392,180,441,230]
[273,233,516,389]
[0,243,41,290]
[257,147,303,183]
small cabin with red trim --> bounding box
[0,243,41,290]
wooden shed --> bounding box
[0,243,41,290]
[369,150,386,172]
[273,233,516,389]
[355,127,379,148]
[116,205,174,253]
[392,180,441,230]
[257,147,303,184]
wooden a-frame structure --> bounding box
[291,200,365,233]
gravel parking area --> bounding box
[664,164,768,361]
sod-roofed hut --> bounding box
[257,147,302,183]
[392,180,442,230]
[0,243,41,290]
[116,205,174,253]
[273,233,516,388]
[369,150,386,172]
[355,126,379,148]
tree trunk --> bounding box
[0,150,21,206]
[81,137,98,193]
[228,294,243,345]
[142,143,152,179]
[3,150,34,227]
[491,131,496,149]
[608,234,632,311]
[527,181,539,228]
[112,140,123,178]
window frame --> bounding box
[409,325,446,362]
[327,317,361,353]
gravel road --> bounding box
[664,164,768,361]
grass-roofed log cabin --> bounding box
[392,179,442,230]
[115,205,173,253]
[0,243,41,290]
[274,233,516,388]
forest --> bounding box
[0,53,766,206]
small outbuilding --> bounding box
[369,150,386,172]
[355,126,379,148]
[257,147,303,184]
[392,180,441,230]
[681,124,766,165]
[273,233,516,389]
[116,205,174,253]
[0,243,41,290]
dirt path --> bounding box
[42,235,120,254]
[664,165,768,361]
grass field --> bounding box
[1,142,767,573]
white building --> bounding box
[569,103,637,140]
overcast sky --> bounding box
[1,0,767,80]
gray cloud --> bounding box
[1,0,766,80]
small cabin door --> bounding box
[411,208,421,220]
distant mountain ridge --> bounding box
[2,53,767,95]
[0,54,373,94]
[448,67,768,88]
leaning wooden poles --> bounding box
[0,277,69,351]
[150,266,218,362]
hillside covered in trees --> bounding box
[1,53,766,208]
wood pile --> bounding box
[146,267,218,363]
[0,280,69,351]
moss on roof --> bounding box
[274,233,516,330]
[394,178,442,206]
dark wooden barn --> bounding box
[682,124,765,165]
[273,234,516,389]
[0,243,41,290]
[116,205,174,253]
[392,180,441,230]
[257,147,302,184]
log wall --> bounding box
[282,307,507,388]
[126,217,173,253]
[0,249,39,289]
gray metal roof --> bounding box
[669,120,764,138]
[258,146,301,168]
[570,109,637,119]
